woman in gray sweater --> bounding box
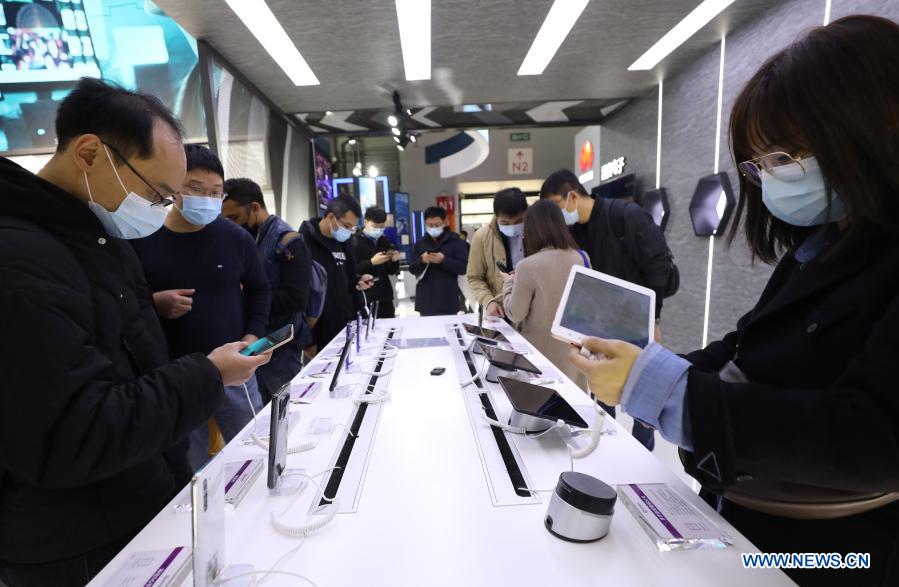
[502,200,588,389]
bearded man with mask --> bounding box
[132,144,270,472]
[0,78,267,587]
[221,177,314,403]
[299,194,374,354]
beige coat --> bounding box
[502,247,588,390]
[466,218,507,307]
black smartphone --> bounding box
[430,367,446,376]
[497,376,588,428]
[240,324,294,356]
[496,260,510,273]
[462,323,509,343]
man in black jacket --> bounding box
[222,178,314,403]
[0,78,267,587]
[541,169,679,451]
[299,195,374,353]
[352,206,400,319]
[410,206,469,316]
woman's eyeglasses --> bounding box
[737,151,807,187]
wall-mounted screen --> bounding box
[639,187,670,231]
[591,173,635,201]
[0,0,206,152]
[689,172,735,237]
[0,0,101,83]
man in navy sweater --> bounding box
[132,145,270,470]
[410,206,469,316]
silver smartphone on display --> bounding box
[191,455,225,587]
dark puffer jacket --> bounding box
[0,158,223,565]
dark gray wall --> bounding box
[599,0,899,354]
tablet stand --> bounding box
[508,410,554,434]
[485,363,528,384]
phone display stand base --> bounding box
[216,563,256,586]
[508,409,554,434]
[330,384,356,399]
[485,364,527,384]
[270,468,308,497]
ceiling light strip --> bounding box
[518,0,590,76]
[628,0,735,71]
[395,0,431,80]
[224,0,319,85]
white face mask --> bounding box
[180,195,222,226]
[364,226,384,240]
[562,193,579,226]
[498,222,523,238]
[426,226,444,239]
[84,145,168,239]
[761,156,846,227]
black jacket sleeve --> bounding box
[0,255,223,490]
[239,231,271,337]
[622,206,675,318]
[437,237,469,276]
[409,240,428,277]
[353,236,376,276]
[270,234,311,317]
[682,292,899,494]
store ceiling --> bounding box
[157,0,781,131]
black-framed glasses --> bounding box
[101,140,176,208]
[183,187,228,199]
[737,151,807,187]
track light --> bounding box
[391,127,401,136]
[409,134,417,143]
[397,144,405,152]
[393,136,401,143]
[388,114,398,127]
[352,166,362,177]
[368,165,379,178]
[347,138,357,145]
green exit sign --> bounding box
[510,132,530,142]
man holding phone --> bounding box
[410,206,469,316]
[466,187,528,320]
[132,145,271,471]
[352,205,400,319]
[300,194,375,353]
[0,78,267,587]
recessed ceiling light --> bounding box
[395,0,431,80]
[325,110,333,116]
[347,138,357,145]
[224,0,319,85]
[518,0,590,76]
[388,114,398,127]
[628,0,736,71]
[368,165,379,178]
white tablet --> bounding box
[551,265,655,348]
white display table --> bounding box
[89,315,791,587]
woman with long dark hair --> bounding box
[570,15,899,585]
[502,199,588,387]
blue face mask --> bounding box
[761,157,846,227]
[426,226,444,239]
[562,193,579,226]
[364,227,384,240]
[179,195,222,226]
[330,217,353,242]
[498,222,523,238]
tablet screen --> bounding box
[560,272,652,348]
[498,377,587,428]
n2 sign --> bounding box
[508,148,533,175]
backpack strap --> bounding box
[576,249,591,269]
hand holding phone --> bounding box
[208,342,271,387]
[495,261,511,273]
[239,324,294,356]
